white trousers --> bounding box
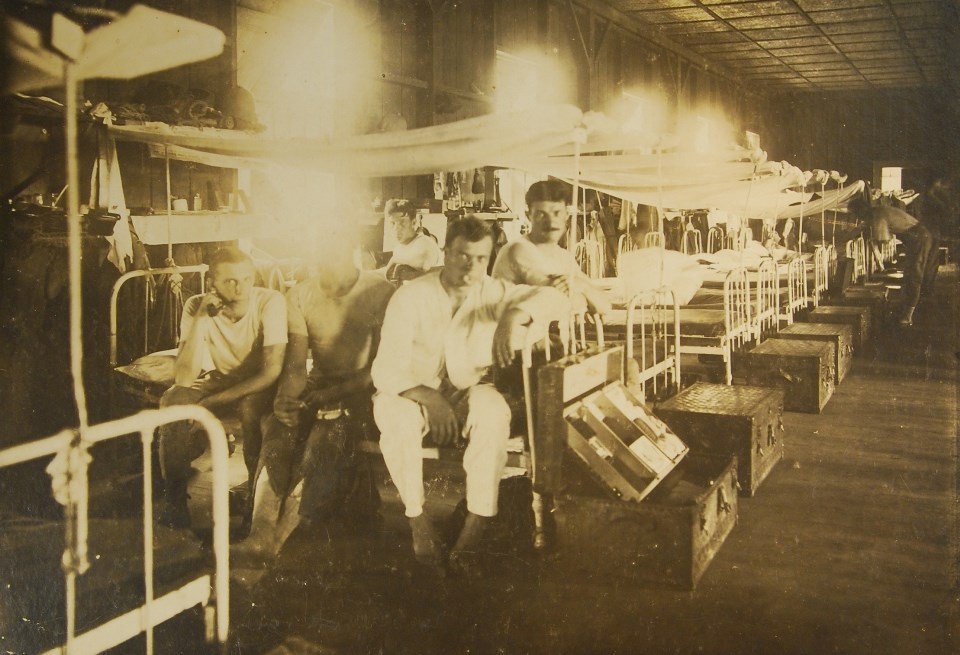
[373,384,511,518]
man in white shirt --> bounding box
[158,247,287,528]
[492,179,611,316]
[371,216,568,574]
[381,199,442,283]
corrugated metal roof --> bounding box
[604,0,959,91]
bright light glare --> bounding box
[237,3,377,255]
[617,89,668,137]
[675,107,736,154]
[494,49,569,113]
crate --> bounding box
[806,305,871,352]
[774,322,854,383]
[536,347,688,502]
[732,339,835,413]
[551,453,738,590]
[655,383,783,496]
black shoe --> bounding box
[157,499,192,530]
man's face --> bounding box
[210,260,255,305]
[443,236,492,288]
[388,211,418,245]
[528,200,568,244]
[315,244,357,294]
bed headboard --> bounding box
[109,264,209,368]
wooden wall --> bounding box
[764,88,959,189]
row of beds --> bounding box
[0,232,892,645]
[112,235,894,410]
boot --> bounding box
[231,470,289,568]
[158,482,192,530]
[448,512,489,578]
[409,513,445,573]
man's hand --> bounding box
[493,308,531,368]
[416,388,459,445]
[274,394,304,428]
[200,291,225,317]
[546,273,571,295]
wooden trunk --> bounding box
[774,322,854,383]
[806,305,872,352]
[655,383,784,496]
[826,288,886,327]
[732,339,835,413]
[552,453,738,590]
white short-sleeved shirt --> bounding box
[180,286,287,376]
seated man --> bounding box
[492,179,611,316]
[232,228,395,565]
[380,199,442,283]
[158,247,287,528]
[371,216,568,573]
[492,180,611,550]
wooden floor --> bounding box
[225,269,958,655]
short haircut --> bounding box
[384,198,416,218]
[846,195,871,220]
[445,214,492,249]
[209,246,253,275]
[525,179,571,207]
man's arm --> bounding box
[491,282,570,367]
[173,295,211,387]
[371,285,458,444]
[198,343,286,409]
[272,333,309,426]
[399,385,459,445]
[572,276,612,316]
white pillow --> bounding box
[618,248,705,306]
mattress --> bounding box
[602,307,727,338]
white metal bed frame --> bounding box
[680,228,703,255]
[109,264,209,372]
[0,406,230,655]
[777,256,810,325]
[706,226,723,253]
[625,288,681,398]
[812,245,830,306]
[845,235,867,284]
[753,257,780,341]
[678,267,753,385]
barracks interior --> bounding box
[1,1,958,653]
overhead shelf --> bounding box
[131,212,268,245]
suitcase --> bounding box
[537,346,689,502]
[732,339,835,413]
[655,383,784,496]
[806,305,871,352]
[774,322,854,383]
[551,453,738,590]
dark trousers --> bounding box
[900,224,936,311]
[158,375,274,502]
[256,391,379,522]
